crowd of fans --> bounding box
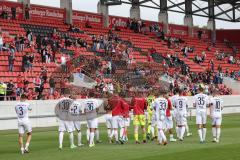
[0,13,239,101]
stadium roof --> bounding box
[110,0,240,22]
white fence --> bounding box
[0,95,240,130]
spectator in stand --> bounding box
[11,6,16,20]
[217,64,222,73]
[16,74,24,96]
[61,54,67,72]
[6,80,15,101]
[60,78,66,95]
[26,30,33,46]
[228,55,234,64]
[14,34,20,52]
[197,30,203,39]
[25,4,30,20]
[0,8,8,19]
[19,34,25,51]
[0,33,3,51]
[210,59,214,73]
[33,74,42,98]
[0,82,7,101]
[8,52,15,72]
[49,76,55,95]
[201,51,206,62]
[40,66,48,83]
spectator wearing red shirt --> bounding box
[16,75,24,96]
[108,93,127,144]
[131,93,147,144]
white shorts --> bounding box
[176,113,187,126]
[105,114,112,129]
[87,118,98,129]
[112,115,124,129]
[59,120,75,133]
[18,120,32,134]
[73,121,81,131]
[212,117,222,126]
[196,111,207,125]
[157,120,164,130]
[124,118,130,127]
[151,114,157,127]
[164,116,173,129]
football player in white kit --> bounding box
[82,94,102,147]
[210,90,223,143]
[57,97,76,149]
[171,89,192,139]
[173,89,188,141]
[104,100,113,143]
[69,95,84,147]
[15,94,32,154]
[193,87,209,143]
[152,90,169,145]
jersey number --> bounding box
[18,106,23,116]
[178,101,183,109]
[61,101,70,110]
[216,101,221,109]
[87,103,94,111]
[72,105,78,114]
[198,97,205,105]
[159,102,166,110]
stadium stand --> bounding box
[0,1,239,101]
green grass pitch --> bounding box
[0,114,240,160]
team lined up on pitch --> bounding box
[15,86,223,154]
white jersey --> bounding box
[15,102,31,122]
[152,97,168,121]
[194,93,209,112]
[69,101,82,115]
[170,95,179,107]
[210,97,223,118]
[82,99,101,120]
[174,96,188,115]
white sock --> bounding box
[198,129,203,141]
[95,130,99,141]
[114,130,118,141]
[120,128,124,139]
[185,124,189,133]
[77,132,82,145]
[69,132,74,146]
[25,143,29,150]
[177,127,181,138]
[159,130,166,142]
[212,127,216,138]
[86,129,90,142]
[110,130,114,138]
[157,130,162,143]
[107,129,112,138]
[151,126,155,137]
[216,128,221,140]
[59,132,64,147]
[180,126,185,139]
[202,128,207,141]
[89,132,95,145]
